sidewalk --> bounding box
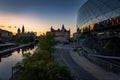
[70,50,120,80]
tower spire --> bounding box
[17,28,20,34]
[22,25,25,33]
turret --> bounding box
[22,25,25,33]
[17,28,20,34]
[50,26,54,32]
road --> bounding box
[53,45,97,80]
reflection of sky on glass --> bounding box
[0,46,37,80]
[0,0,87,35]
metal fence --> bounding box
[87,55,120,74]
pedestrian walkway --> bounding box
[70,50,120,80]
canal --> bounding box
[0,45,38,80]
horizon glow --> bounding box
[0,0,87,36]
[0,12,77,36]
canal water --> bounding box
[0,45,38,80]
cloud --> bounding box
[0,25,5,28]
[8,26,12,28]
[14,26,17,28]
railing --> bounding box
[86,54,120,74]
[0,43,16,47]
[0,42,35,54]
[0,43,16,51]
[79,46,120,75]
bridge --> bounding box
[0,43,16,51]
[0,42,34,54]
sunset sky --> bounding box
[0,0,87,36]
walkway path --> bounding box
[61,49,97,80]
[54,45,97,80]
[70,49,120,80]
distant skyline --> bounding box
[0,0,87,36]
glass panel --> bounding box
[77,0,120,28]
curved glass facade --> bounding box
[77,0,120,31]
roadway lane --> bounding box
[54,45,97,80]
[53,48,65,66]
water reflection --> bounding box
[0,44,36,62]
[0,44,37,80]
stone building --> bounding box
[0,29,12,43]
[46,25,70,43]
[16,25,37,42]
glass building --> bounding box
[77,0,120,32]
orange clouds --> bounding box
[0,12,50,34]
[0,25,5,28]
[0,12,76,36]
